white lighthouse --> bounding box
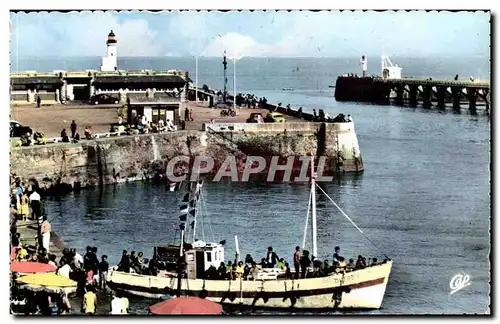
[100,30,118,72]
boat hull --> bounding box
[107,261,392,309]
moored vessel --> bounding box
[107,157,392,309]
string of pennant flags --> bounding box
[176,180,204,238]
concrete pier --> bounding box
[334,76,490,111]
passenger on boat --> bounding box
[371,258,378,266]
[259,258,267,267]
[249,262,259,281]
[333,246,342,263]
[346,258,355,269]
[225,261,233,273]
[355,255,367,269]
[265,246,280,268]
[277,258,286,270]
[244,254,254,266]
[130,251,138,266]
[148,255,159,276]
[320,260,330,276]
[235,261,245,278]
[205,264,218,279]
[230,263,237,280]
[334,257,347,273]
[217,262,227,280]
[284,263,292,279]
[312,258,322,276]
[117,250,131,273]
[300,250,312,279]
[133,251,144,273]
[293,246,301,279]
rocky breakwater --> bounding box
[204,122,364,174]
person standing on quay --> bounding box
[70,120,77,138]
[36,95,41,108]
[40,216,51,254]
[361,56,367,78]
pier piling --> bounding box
[437,86,446,109]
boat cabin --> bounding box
[127,99,180,126]
[154,241,225,279]
[184,241,225,279]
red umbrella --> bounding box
[148,296,223,315]
[10,261,56,274]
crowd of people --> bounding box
[9,174,132,315]
[201,245,385,282]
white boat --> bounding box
[107,158,393,309]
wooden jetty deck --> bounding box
[334,76,491,111]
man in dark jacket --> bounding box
[265,246,279,268]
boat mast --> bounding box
[310,156,318,258]
[191,182,199,243]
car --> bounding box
[90,94,119,105]
[10,120,33,138]
[264,112,286,123]
[246,113,264,123]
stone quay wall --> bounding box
[10,122,363,192]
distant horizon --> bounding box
[9,54,491,60]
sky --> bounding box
[9,10,490,58]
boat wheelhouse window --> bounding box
[206,252,212,262]
[215,252,217,260]
[187,253,194,261]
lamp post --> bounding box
[228,54,244,110]
[195,51,207,105]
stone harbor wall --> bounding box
[10,122,363,192]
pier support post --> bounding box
[409,85,418,107]
[436,86,446,109]
[422,86,432,108]
[467,88,478,111]
[484,89,490,113]
[395,84,404,106]
[451,87,461,110]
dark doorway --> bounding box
[73,85,90,101]
[195,251,205,278]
